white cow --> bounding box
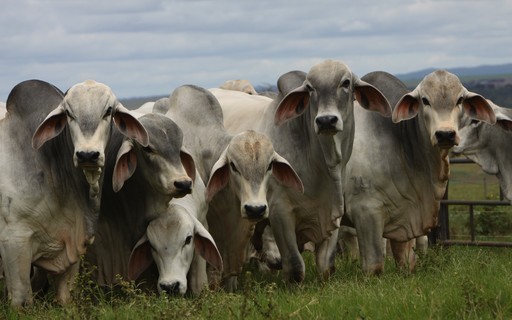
[453,100,512,202]
[166,85,304,291]
[211,59,391,283]
[342,70,496,275]
[0,79,148,307]
[127,173,222,295]
[0,101,6,119]
[86,113,201,291]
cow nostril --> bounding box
[244,205,267,219]
[76,151,100,162]
[159,282,181,295]
[435,130,456,142]
[174,180,192,191]
[315,115,338,127]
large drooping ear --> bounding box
[271,152,304,193]
[354,77,392,117]
[274,83,310,125]
[113,139,137,192]
[192,215,223,271]
[128,234,153,281]
[32,104,67,149]
[113,102,149,147]
[462,91,496,125]
[493,103,512,131]
[180,148,196,181]
[205,147,230,202]
[392,90,420,123]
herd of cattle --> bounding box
[0,59,511,307]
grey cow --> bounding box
[211,59,391,282]
[453,100,512,202]
[0,79,148,307]
[165,85,303,291]
[85,113,202,293]
[342,71,496,275]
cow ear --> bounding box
[205,147,230,202]
[271,152,304,193]
[462,92,496,125]
[274,84,310,125]
[354,78,392,117]
[128,234,153,281]
[193,216,223,271]
[32,104,68,149]
[392,91,420,123]
[180,149,196,181]
[113,140,137,192]
[494,105,512,131]
[113,103,150,147]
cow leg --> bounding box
[354,210,385,275]
[389,239,417,272]
[222,275,238,292]
[315,227,338,280]
[269,211,304,283]
[52,261,79,304]
[0,235,34,307]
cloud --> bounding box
[1,0,512,100]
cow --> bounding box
[127,173,223,295]
[0,79,148,307]
[342,70,496,275]
[453,100,512,202]
[210,59,391,283]
[85,113,202,291]
[165,85,304,291]
[220,79,258,95]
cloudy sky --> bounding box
[1,0,511,100]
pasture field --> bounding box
[1,246,511,319]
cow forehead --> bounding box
[228,131,274,164]
[307,60,352,87]
[420,70,464,105]
[65,81,115,117]
[139,114,183,153]
[147,210,193,242]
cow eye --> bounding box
[104,106,113,118]
[230,162,239,173]
[184,235,193,246]
[65,109,75,120]
[267,162,273,172]
[340,79,350,89]
[305,83,314,93]
[470,119,480,125]
[421,97,430,106]
[142,145,155,154]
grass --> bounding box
[2,247,511,319]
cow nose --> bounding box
[160,282,181,295]
[435,130,456,146]
[316,115,338,127]
[244,204,267,220]
[174,180,192,191]
[76,151,100,163]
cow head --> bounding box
[32,80,149,186]
[274,60,391,135]
[392,70,496,149]
[206,130,303,221]
[113,114,196,201]
[127,206,222,296]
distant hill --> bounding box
[396,63,512,82]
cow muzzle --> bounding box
[159,281,185,296]
[243,204,268,221]
[434,129,458,149]
[315,115,341,135]
[172,179,193,198]
[75,150,103,169]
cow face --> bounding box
[32,80,148,185]
[274,60,391,135]
[113,114,196,201]
[206,131,303,221]
[392,70,496,149]
[127,207,222,296]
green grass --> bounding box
[2,247,511,319]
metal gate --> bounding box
[431,158,512,247]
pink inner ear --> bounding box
[114,112,149,147]
[113,150,137,192]
[194,235,223,271]
[32,113,67,149]
[463,96,496,125]
[180,151,196,181]
[272,162,304,193]
[355,85,391,117]
[206,165,229,202]
[392,95,419,123]
[128,241,153,281]
[275,91,310,125]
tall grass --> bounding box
[2,246,511,319]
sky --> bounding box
[1,0,512,101]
